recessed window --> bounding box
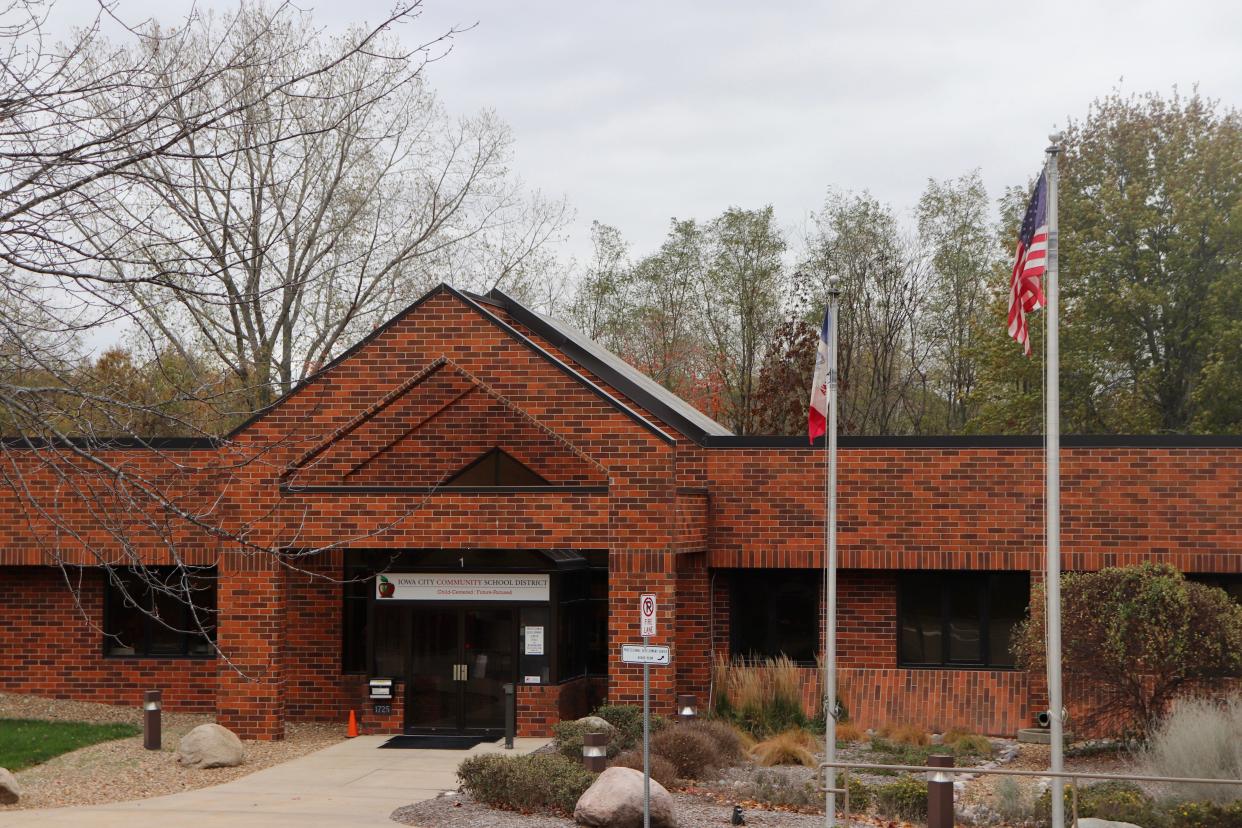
[899,572,1029,669]
[729,569,819,664]
[444,448,549,487]
[104,567,216,658]
[1188,574,1242,604]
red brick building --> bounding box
[1,284,1239,740]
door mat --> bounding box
[379,735,494,750]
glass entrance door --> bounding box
[406,607,515,734]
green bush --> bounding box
[594,704,665,750]
[553,718,622,761]
[651,724,722,780]
[1039,780,1164,828]
[875,776,929,822]
[835,773,873,813]
[1016,563,1242,738]
[1166,799,1242,828]
[949,733,993,758]
[458,753,596,815]
[610,749,680,790]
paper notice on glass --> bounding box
[524,626,545,655]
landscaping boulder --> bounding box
[576,715,617,735]
[176,723,245,769]
[574,766,678,828]
[1078,820,1144,828]
[0,768,20,805]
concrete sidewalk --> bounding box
[0,735,548,828]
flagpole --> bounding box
[1045,133,1065,828]
[824,274,841,828]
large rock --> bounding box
[1078,820,1145,828]
[574,766,678,828]
[576,715,617,734]
[176,723,245,769]
[0,767,20,805]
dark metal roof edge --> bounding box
[452,288,674,445]
[703,434,1242,449]
[0,436,219,450]
[487,288,715,444]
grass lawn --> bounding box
[0,719,141,771]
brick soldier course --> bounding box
[0,284,1239,740]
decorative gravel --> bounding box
[0,692,344,811]
[392,790,880,827]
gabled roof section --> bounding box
[485,289,733,442]
[282,356,610,487]
[226,283,674,445]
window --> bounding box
[104,567,216,658]
[557,568,608,679]
[342,564,370,673]
[1188,574,1242,604]
[898,572,1029,668]
[729,569,819,664]
[444,448,548,487]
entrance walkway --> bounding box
[0,735,548,828]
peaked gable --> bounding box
[283,357,607,490]
[230,284,674,445]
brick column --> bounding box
[216,550,286,740]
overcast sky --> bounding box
[60,0,1242,264]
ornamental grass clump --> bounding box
[1142,695,1242,805]
[751,728,817,767]
[713,654,810,736]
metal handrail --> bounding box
[817,759,1242,828]
[819,760,1242,787]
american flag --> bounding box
[1008,171,1049,356]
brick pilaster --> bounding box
[216,550,286,740]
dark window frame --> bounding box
[102,566,217,660]
[728,569,821,665]
[896,571,1029,671]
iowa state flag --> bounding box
[807,304,832,443]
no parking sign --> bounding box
[640,593,656,638]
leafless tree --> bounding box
[0,1,498,658]
[803,191,932,435]
[63,4,568,411]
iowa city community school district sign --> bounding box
[375,573,551,602]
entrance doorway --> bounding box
[406,606,516,734]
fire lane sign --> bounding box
[621,644,670,665]
[640,593,657,637]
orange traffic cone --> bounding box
[347,709,359,738]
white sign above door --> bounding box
[376,573,550,602]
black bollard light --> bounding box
[927,754,955,828]
[143,690,162,750]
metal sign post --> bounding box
[640,594,656,828]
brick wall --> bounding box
[0,286,1239,741]
[0,566,216,711]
